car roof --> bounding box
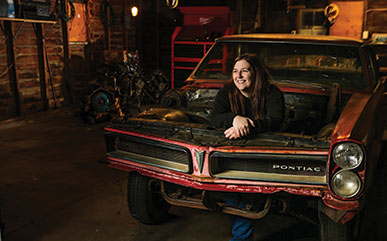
[218,33,365,45]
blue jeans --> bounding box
[226,195,254,241]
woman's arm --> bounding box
[210,85,285,138]
[211,87,251,139]
[224,115,255,139]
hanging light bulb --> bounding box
[131,6,138,17]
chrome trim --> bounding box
[108,150,190,173]
[194,150,205,173]
[213,170,327,184]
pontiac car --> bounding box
[104,34,386,241]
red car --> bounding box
[104,34,386,241]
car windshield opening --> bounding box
[193,41,366,90]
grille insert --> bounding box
[109,135,191,173]
[210,152,327,184]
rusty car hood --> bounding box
[109,117,331,150]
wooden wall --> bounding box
[365,0,387,35]
[0,21,64,118]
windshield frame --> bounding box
[190,38,369,91]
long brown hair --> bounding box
[226,53,272,119]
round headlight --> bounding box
[331,170,361,198]
[332,142,363,169]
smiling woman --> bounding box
[210,53,285,140]
[209,54,285,241]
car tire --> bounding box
[319,210,361,241]
[127,172,170,224]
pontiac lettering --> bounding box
[272,164,322,172]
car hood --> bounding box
[110,117,331,150]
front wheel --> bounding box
[127,172,170,224]
[319,208,362,241]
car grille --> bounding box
[108,135,192,173]
[210,152,327,184]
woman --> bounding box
[210,53,285,241]
[211,53,285,139]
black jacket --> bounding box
[210,85,285,133]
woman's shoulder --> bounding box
[269,84,282,94]
[267,84,284,101]
[215,85,232,103]
[218,85,229,95]
[221,84,229,91]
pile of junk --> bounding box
[80,51,170,125]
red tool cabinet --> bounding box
[171,6,233,88]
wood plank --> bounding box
[61,16,73,106]
[35,23,49,110]
[0,17,56,24]
[4,21,20,116]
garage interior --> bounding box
[1,0,387,240]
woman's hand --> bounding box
[224,115,255,139]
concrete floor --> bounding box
[0,109,386,241]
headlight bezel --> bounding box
[332,142,364,170]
